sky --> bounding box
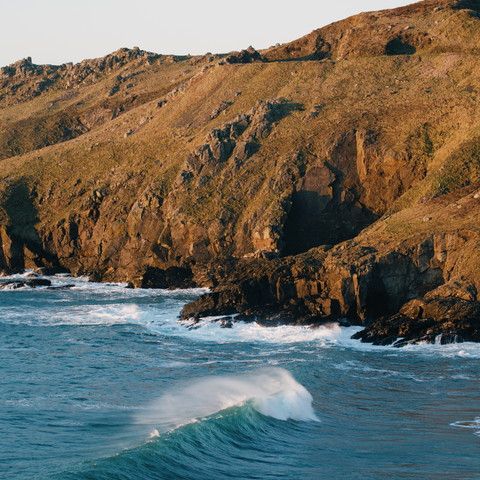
[1,0,415,68]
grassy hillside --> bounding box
[0,0,480,286]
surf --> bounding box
[138,367,319,435]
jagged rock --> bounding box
[174,101,282,192]
[0,278,51,289]
[224,47,264,64]
[180,219,480,335]
[352,296,480,346]
[245,99,284,140]
[210,101,233,120]
[424,277,478,301]
[0,48,159,107]
[27,278,52,287]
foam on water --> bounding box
[333,360,430,382]
[163,317,364,344]
[0,272,208,327]
[2,275,480,480]
[3,273,480,358]
[400,341,480,359]
[0,271,208,297]
[137,367,319,434]
[451,417,480,436]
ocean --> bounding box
[1,272,479,480]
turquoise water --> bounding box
[1,273,479,480]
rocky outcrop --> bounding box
[352,293,480,346]
[0,278,52,289]
[283,130,425,255]
[180,184,480,345]
[0,57,59,81]
[0,48,160,98]
[263,0,480,62]
[181,242,480,343]
[223,46,264,64]
[129,266,195,289]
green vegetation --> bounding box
[436,135,480,194]
[0,110,81,159]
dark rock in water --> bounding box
[88,265,196,289]
[0,278,52,289]
[0,281,24,290]
[27,278,52,287]
[338,318,351,327]
[46,284,75,290]
[352,297,480,347]
[181,291,239,318]
[179,217,480,344]
[218,317,234,328]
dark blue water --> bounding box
[1,273,479,480]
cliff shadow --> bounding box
[386,38,416,55]
[1,178,56,270]
[283,190,378,256]
[456,0,480,12]
[282,190,335,256]
[274,101,305,121]
[281,162,378,256]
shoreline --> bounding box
[2,267,479,348]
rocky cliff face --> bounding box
[263,0,480,62]
[1,0,480,345]
[181,183,480,344]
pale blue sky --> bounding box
[1,0,414,67]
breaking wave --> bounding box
[138,367,319,433]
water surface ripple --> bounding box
[1,273,479,479]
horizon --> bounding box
[2,0,414,68]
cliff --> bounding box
[1,0,480,345]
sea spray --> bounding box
[167,317,362,344]
[137,367,319,433]
[2,279,480,480]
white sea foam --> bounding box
[400,341,480,359]
[137,367,319,434]
[156,316,365,345]
[151,313,480,356]
[0,272,207,327]
[4,274,480,358]
[451,417,480,436]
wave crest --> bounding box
[138,367,319,432]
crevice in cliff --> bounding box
[0,179,63,272]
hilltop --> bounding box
[1,0,480,345]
